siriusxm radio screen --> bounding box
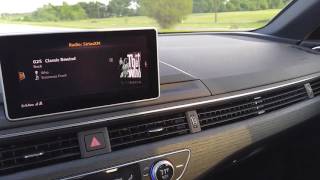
[0,29,159,120]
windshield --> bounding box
[0,0,293,33]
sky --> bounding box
[0,0,109,14]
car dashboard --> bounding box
[0,32,320,180]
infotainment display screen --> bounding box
[0,29,159,120]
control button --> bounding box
[186,111,201,133]
[78,128,111,158]
[305,83,314,98]
[84,133,106,151]
[160,150,189,179]
[150,160,174,180]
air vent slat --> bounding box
[0,152,80,172]
[311,80,320,87]
[261,92,307,108]
[198,84,308,130]
[264,96,307,112]
[111,129,189,149]
[0,133,80,175]
[200,111,258,128]
[261,88,305,102]
[311,79,320,95]
[0,145,79,162]
[110,123,189,141]
[0,137,78,155]
[198,101,254,117]
[199,106,256,121]
[109,114,189,150]
[312,86,320,93]
[109,116,185,133]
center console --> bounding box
[62,149,190,180]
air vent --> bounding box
[0,133,80,175]
[310,79,320,96]
[198,84,308,130]
[109,113,190,150]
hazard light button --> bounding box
[85,133,106,151]
[78,128,111,158]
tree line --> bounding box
[5,0,291,29]
[21,0,292,22]
[23,0,139,21]
[193,0,292,13]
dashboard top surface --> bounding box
[159,34,320,95]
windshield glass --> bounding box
[0,0,293,33]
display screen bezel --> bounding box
[0,28,159,121]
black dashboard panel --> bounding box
[0,33,320,180]
[159,34,320,95]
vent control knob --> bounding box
[150,160,174,180]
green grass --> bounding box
[0,9,281,32]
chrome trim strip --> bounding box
[0,28,161,121]
[0,74,319,139]
[312,46,320,50]
[148,127,164,133]
[105,168,118,173]
[60,149,191,180]
[24,152,44,159]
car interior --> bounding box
[1,0,320,180]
